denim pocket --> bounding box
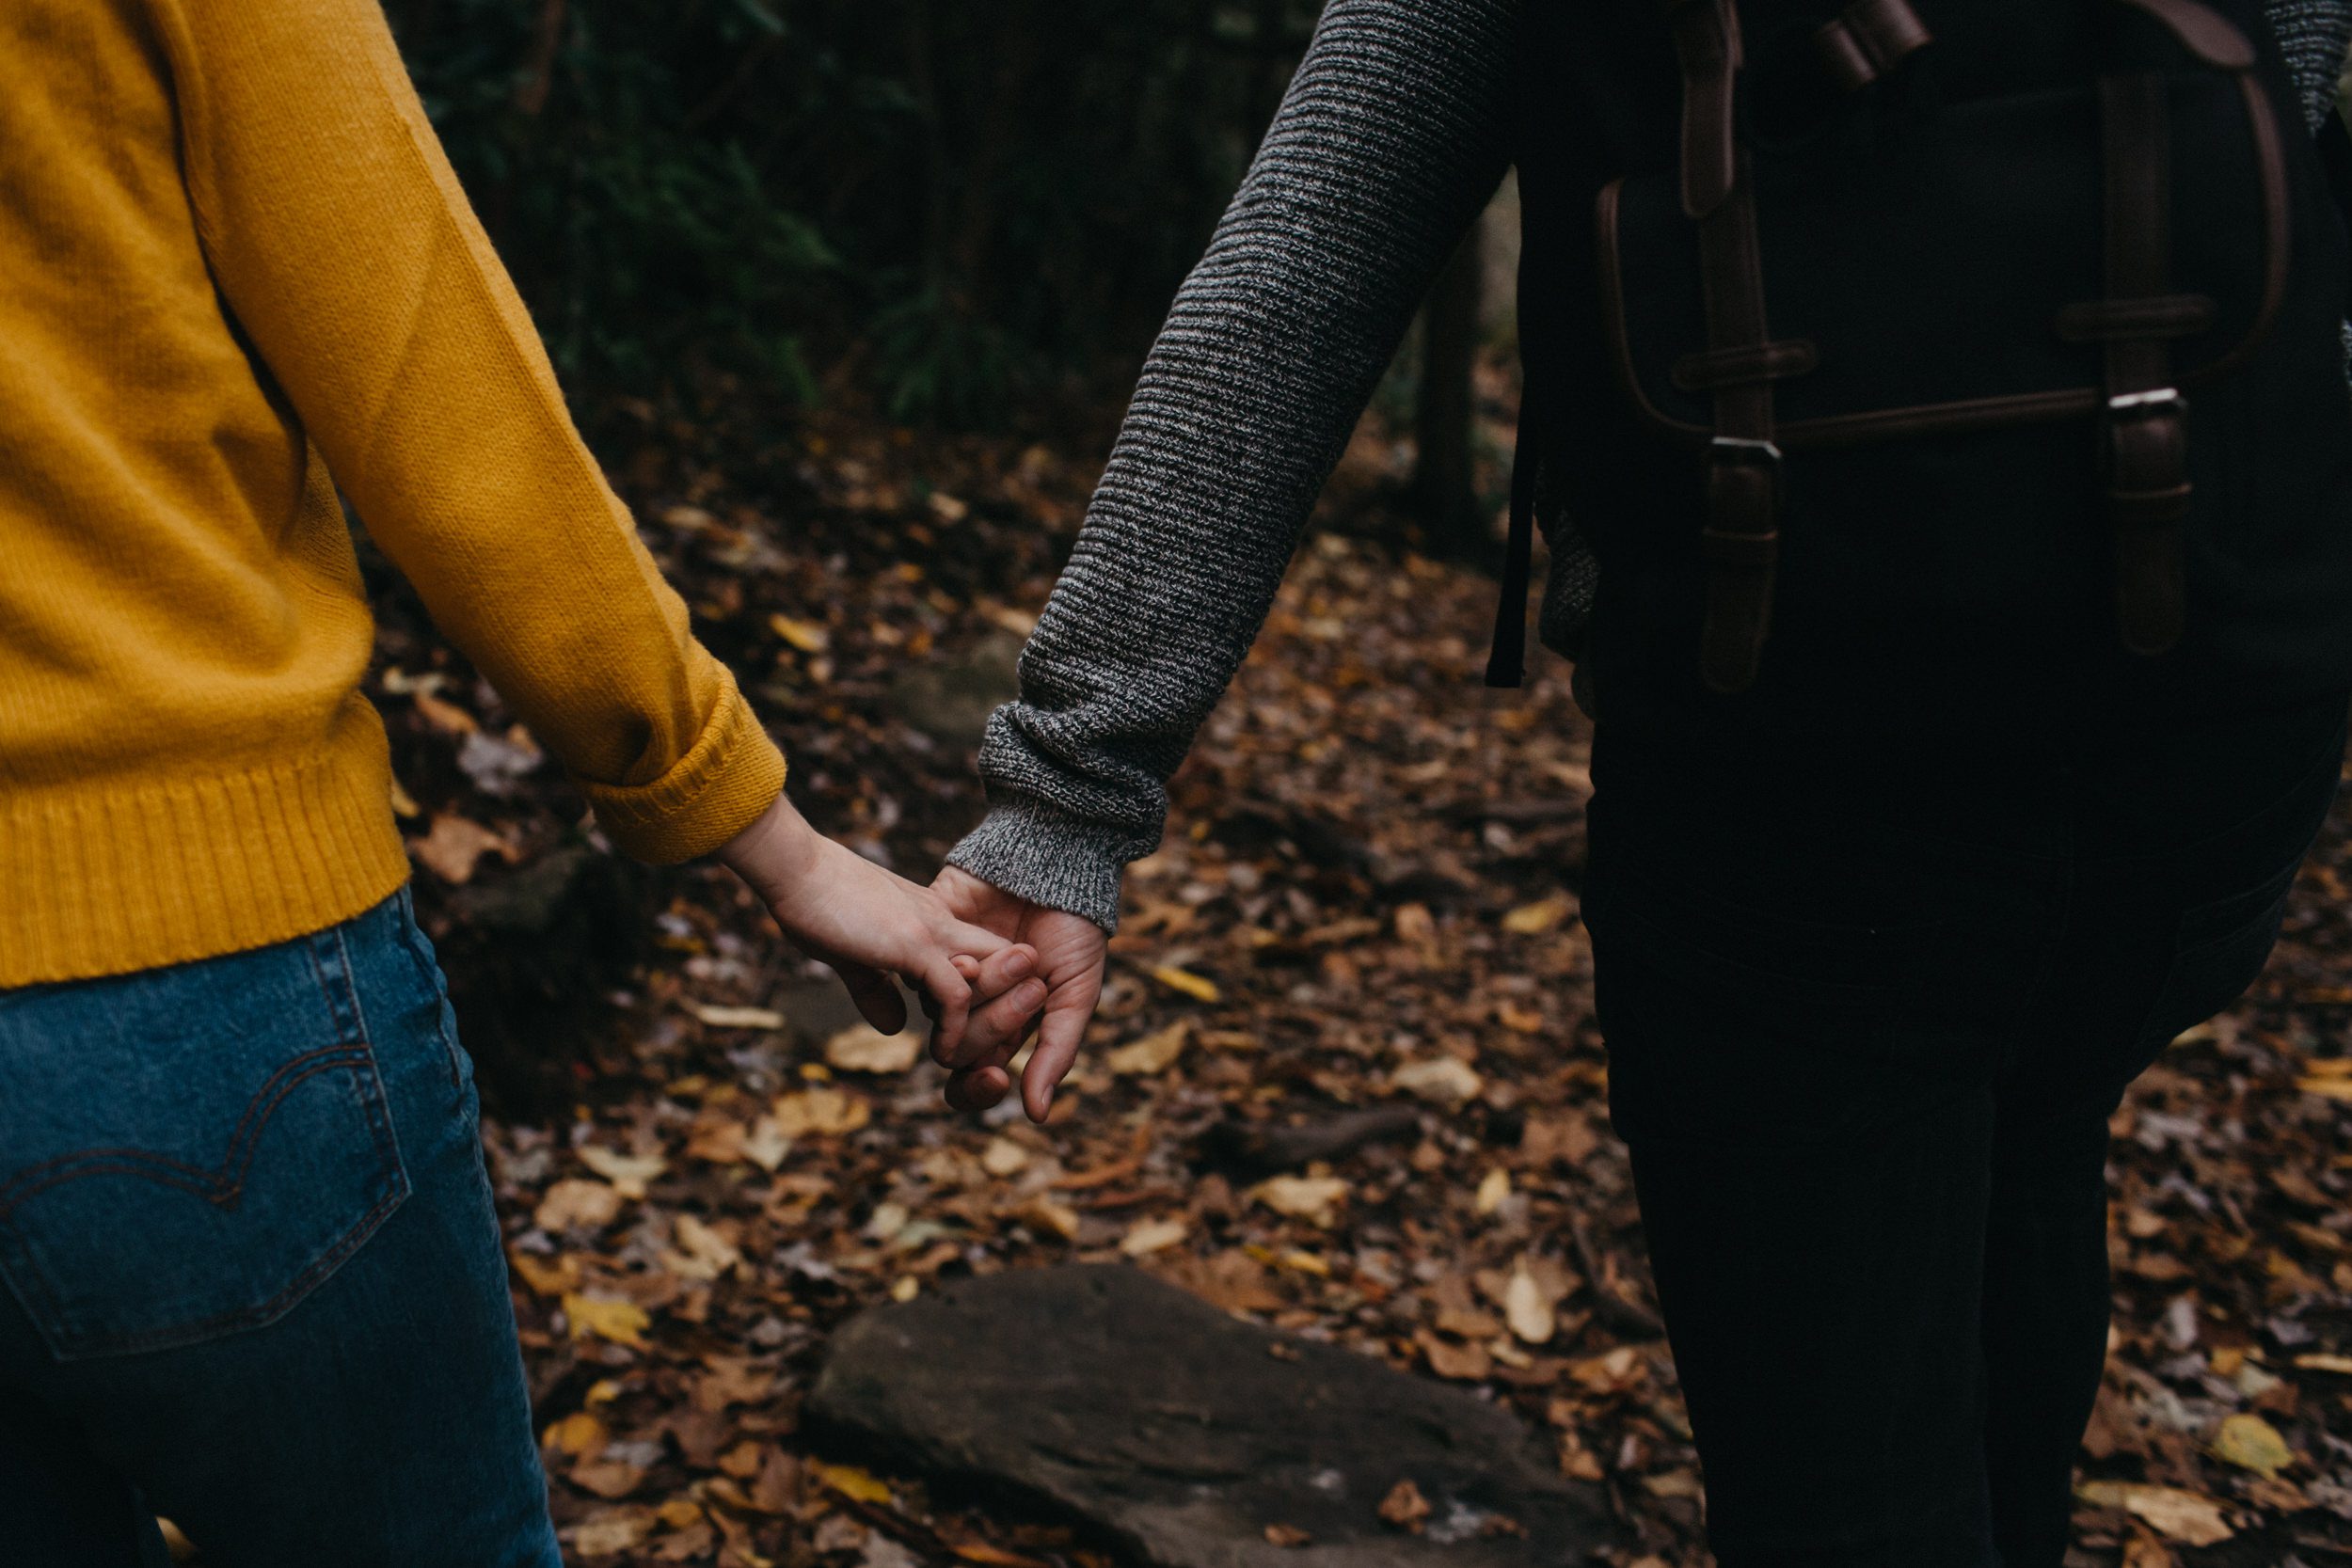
[0,924,410,1361]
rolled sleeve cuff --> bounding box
[580,673,787,864]
[946,798,1144,934]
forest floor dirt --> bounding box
[359,392,2352,1568]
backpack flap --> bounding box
[1598,67,2289,450]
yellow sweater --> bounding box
[0,0,787,989]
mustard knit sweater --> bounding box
[0,0,787,988]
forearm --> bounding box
[949,0,1522,928]
[152,0,783,863]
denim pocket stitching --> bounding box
[0,1046,379,1221]
[0,920,414,1361]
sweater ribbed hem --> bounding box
[0,704,411,990]
[945,799,1139,934]
[579,670,787,865]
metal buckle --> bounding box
[1707,435,1785,503]
[2106,388,2185,416]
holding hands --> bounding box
[716,795,1046,1060]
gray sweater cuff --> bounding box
[946,800,1141,934]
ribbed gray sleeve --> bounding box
[946,0,1518,930]
[2272,0,2352,129]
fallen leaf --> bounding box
[2210,1412,2295,1479]
[535,1180,625,1233]
[570,1458,648,1500]
[1502,895,1575,935]
[668,1213,743,1280]
[741,1117,792,1171]
[814,1462,892,1505]
[1108,1022,1190,1076]
[1149,964,1220,1003]
[1475,1168,1511,1216]
[578,1147,667,1199]
[1263,1525,1312,1549]
[770,613,831,653]
[507,1247,582,1296]
[980,1138,1030,1178]
[773,1087,870,1138]
[542,1411,609,1458]
[1378,1479,1433,1532]
[2074,1482,2234,1547]
[951,1544,1050,1567]
[691,1004,787,1031]
[1393,1057,1485,1105]
[825,1023,922,1075]
[569,1508,658,1558]
[1505,1265,1556,1345]
[2294,1352,2352,1374]
[2296,1075,2352,1101]
[564,1292,651,1350]
[1120,1217,1189,1257]
[1250,1176,1350,1225]
[408,814,515,885]
[1417,1329,1492,1381]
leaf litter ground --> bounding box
[335,395,2352,1568]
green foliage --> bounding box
[384,0,1323,425]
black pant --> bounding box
[1583,694,2348,1568]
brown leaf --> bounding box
[1377,1479,1433,1532]
[408,814,515,885]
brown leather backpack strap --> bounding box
[1814,0,1932,92]
[1693,160,1784,694]
[2099,71,2191,657]
[1663,0,1741,217]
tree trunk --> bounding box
[1416,224,1486,559]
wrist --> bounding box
[716,792,822,904]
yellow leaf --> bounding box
[2296,1075,2352,1101]
[1250,1176,1349,1225]
[824,1023,922,1075]
[814,1462,892,1505]
[1108,1022,1190,1077]
[1120,1217,1190,1257]
[564,1292,651,1350]
[2293,1352,2352,1374]
[667,1213,742,1281]
[387,778,421,820]
[891,1275,921,1303]
[1502,895,1576,935]
[2074,1482,2233,1547]
[770,613,831,653]
[578,1147,667,1199]
[691,1004,787,1031]
[1475,1168,1511,1216]
[507,1247,582,1297]
[542,1411,609,1458]
[2210,1412,2295,1479]
[1150,965,1220,1003]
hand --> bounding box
[716,796,1036,1057]
[929,866,1108,1123]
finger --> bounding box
[1022,993,1093,1124]
[920,958,975,1056]
[968,943,1036,1000]
[940,976,1047,1069]
[942,917,1014,962]
[946,1063,1012,1115]
[930,946,1038,1067]
[839,963,908,1036]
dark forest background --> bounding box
[384,0,1326,427]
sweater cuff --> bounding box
[946,798,1140,933]
[580,673,787,864]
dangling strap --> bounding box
[1486,382,1543,689]
[2097,71,2191,656]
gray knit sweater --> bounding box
[946,0,2352,932]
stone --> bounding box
[805,1265,1613,1568]
[884,632,1023,750]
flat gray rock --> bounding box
[805,1265,1614,1568]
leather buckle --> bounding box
[1705,435,1786,508]
[2102,388,2191,526]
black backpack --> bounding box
[1498,0,2352,747]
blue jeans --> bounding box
[0,888,559,1567]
